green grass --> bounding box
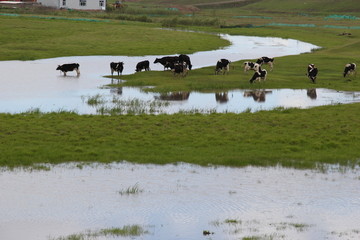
[0,15,228,60]
[1,103,360,169]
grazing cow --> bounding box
[154,56,179,70]
[178,54,192,70]
[56,63,80,76]
[135,60,150,72]
[110,62,124,76]
[307,64,318,83]
[343,63,356,78]
[243,61,260,72]
[249,67,267,83]
[256,56,274,71]
[172,62,188,77]
[215,59,231,75]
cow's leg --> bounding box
[63,71,66,76]
[76,68,80,75]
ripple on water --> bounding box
[0,162,360,240]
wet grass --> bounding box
[118,183,143,195]
[1,102,360,169]
[50,225,148,240]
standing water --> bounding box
[0,34,326,114]
[0,163,359,240]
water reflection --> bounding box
[157,92,190,101]
[1,163,359,240]
[243,90,272,102]
[215,92,229,103]
[307,88,317,99]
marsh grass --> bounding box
[118,183,143,195]
[82,95,171,115]
[50,225,148,240]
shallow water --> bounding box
[1,163,359,240]
[0,34,325,114]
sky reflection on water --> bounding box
[1,163,359,240]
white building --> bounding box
[37,0,106,10]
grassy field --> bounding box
[1,0,360,169]
[1,103,360,169]
[0,15,229,60]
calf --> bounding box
[56,63,80,76]
[243,61,260,72]
[307,64,318,83]
[249,67,267,84]
[215,59,231,75]
[110,62,124,76]
[256,56,274,71]
[343,63,356,78]
[172,62,188,77]
[135,60,150,72]
[154,56,179,70]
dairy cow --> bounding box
[110,62,124,76]
[215,59,231,75]
[256,56,274,71]
[135,60,150,72]
[307,64,318,83]
[56,63,80,76]
[244,61,260,72]
[249,67,267,83]
[343,63,356,78]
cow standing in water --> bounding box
[110,62,124,76]
[307,64,318,83]
[56,63,80,76]
[135,60,150,72]
[343,63,356,78]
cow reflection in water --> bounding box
[243,90,272,102]
[110,87,123,95]
[157,92,190,101]
[215,92,229,103]
[307,88,317,99]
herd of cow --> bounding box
[56,55,357,84]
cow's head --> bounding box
[56,65,62,70]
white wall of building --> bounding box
[38,0,106,10]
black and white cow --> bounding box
[56,63,80,76]
[307,64,318,83]
[178,54,192,70]
[135,60,150,72]
[154,56,180,70]
[110,62,124,76]
[343,63,356,78]
[243,61,260,72]
[256,56,274,71]
[249,67,267,84]
[215,59,231,75]
[172,62,188,77]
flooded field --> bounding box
[0,34,328,114]
[1,162,359,240]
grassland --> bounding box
[1,103,360,169]
[0,0,360,169]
